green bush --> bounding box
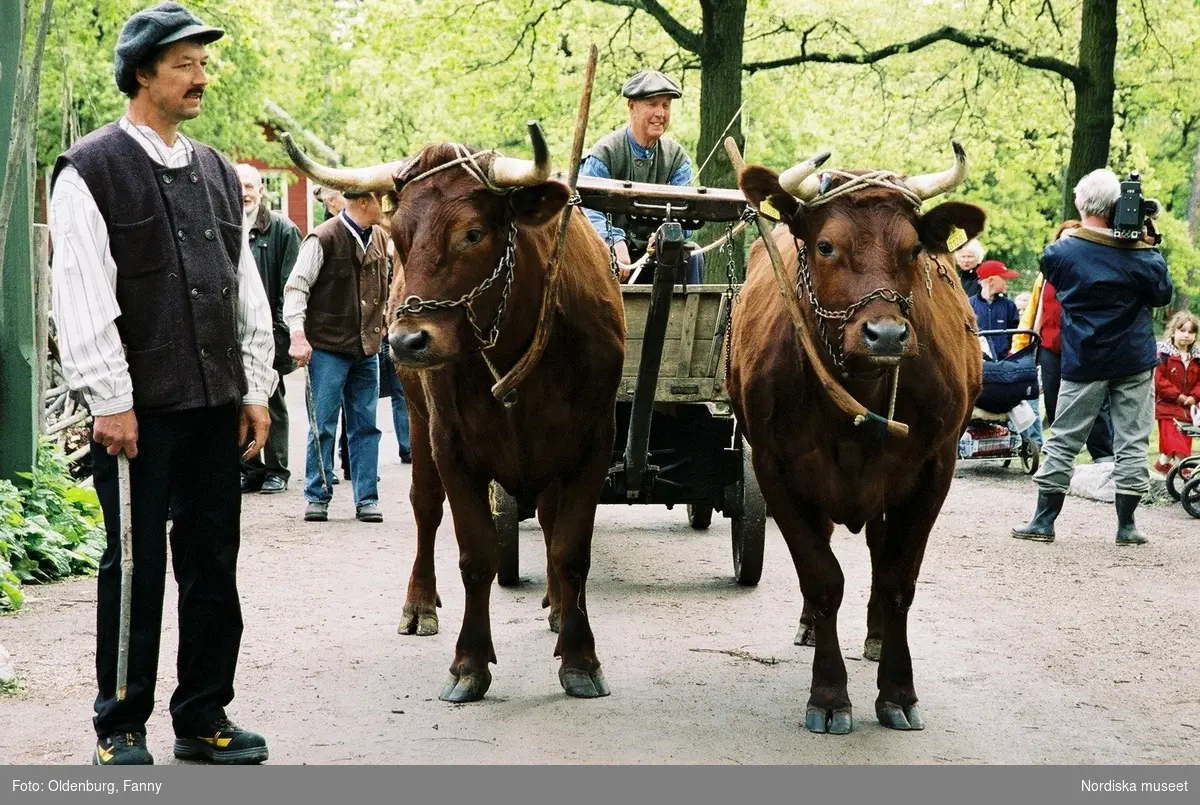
[0,440,106,613]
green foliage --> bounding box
[0,440,106,614]
[31,0,1200,294]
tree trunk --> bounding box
[1178,135,1200,311]
[1061,0,1117,220]
[695,0,746,278]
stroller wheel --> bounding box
[1181,475,1200,519]
[1166,456,1199,502]
[1019,439,1040,475]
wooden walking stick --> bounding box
[115,451,133,701]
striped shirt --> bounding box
[282,211,375,334]
[49,116,276,415]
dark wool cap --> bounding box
[621,70,682,100]
[114,2,224,93]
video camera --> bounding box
[1112,170,1161,243]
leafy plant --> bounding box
[0,440,106,613]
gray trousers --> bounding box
[1034,371,1154,497]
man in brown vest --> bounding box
[283,191,389,523]
[49,2,274,765]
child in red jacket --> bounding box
[1153,311,1200,475]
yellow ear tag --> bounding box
[760,198,781,220]
[946,226,968,253]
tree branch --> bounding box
[588,0,703,54]
[744,25,1082,84]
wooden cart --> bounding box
[491,178,766,586]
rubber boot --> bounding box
[1114,494,1149,545]
[1011,491,1065,543]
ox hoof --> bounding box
[559,666,610,698]
[862,637,882,662]
[439,670,491,703]
[548,607,561,634]
[794,622,816,647]
[398,606,439,636]
[805,704,853,735]
[876,701,924,731]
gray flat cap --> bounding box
[622,70,682,100]
[114,2,224,94]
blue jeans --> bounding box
[304,349,381,505]
[379,341,410,457]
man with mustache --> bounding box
[580,69,704,284]
[49,2,274,765]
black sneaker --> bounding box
[174,718,268,765]
[93,732,153,765]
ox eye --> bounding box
[464,228,486,245]
[816,241,834,257]
[910,247,922,262]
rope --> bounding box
[692,103,745,187]
[801,170,923,212]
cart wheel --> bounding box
[687,503,713,530]
[491,482,520,586]
[1021,440,1040,475]
[730,439,766,586]
[1166,457,1198,502]
[1182,476,1200,519]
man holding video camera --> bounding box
[1013,168,1174,546]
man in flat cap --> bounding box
[580,69,703,284]
[50,1,274,765]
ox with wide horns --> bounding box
[283,122,626,705]
[726,141,985,735]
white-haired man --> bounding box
[1013,168,1174,546]
[954,238,985,297]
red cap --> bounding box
[977,260,1019,280]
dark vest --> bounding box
[305,216,387,358]
[51,123,247,413]
[589,127,689,255]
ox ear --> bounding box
[739,166,801,223]
[917,202,987,253]
[511,181,570,226]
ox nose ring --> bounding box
[390,329,432,357]
[862,321,910,355]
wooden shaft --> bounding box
[115,452,133,701]
[491,44,600,405]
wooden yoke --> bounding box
[723,138,909,440]
[491,45,600,406]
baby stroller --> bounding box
[957,329,1041,474]
[1165,422,1200,518]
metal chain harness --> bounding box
[792,238,915,376]
[394,219,519,351]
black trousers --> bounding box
[91,405,243,737]
[1041,350,1114,460]
[241,375,290,483]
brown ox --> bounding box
[285,123,624,702]
[729,145,984,734]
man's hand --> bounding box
[1182,395,1197,408]
[289,331,313,367]
[239,404,271,462]
[612,240,633,282]
[93,410,139,458]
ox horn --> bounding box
[489,120,553,187]
[904,140,969,201]
[280,132,406,194]
[778,150,832,202]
